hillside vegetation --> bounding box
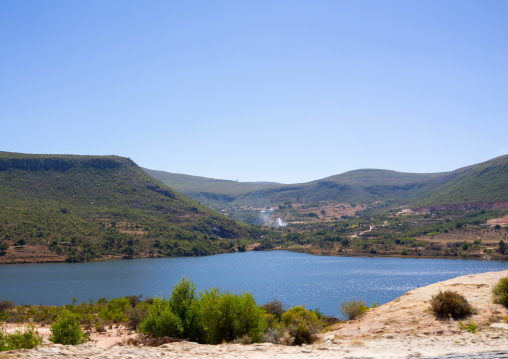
[0,152,262,263]
[148,155,508,211]
[412,155,508,207]
[142,168,282,208]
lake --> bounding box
[1,251,508,317]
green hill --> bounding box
[144,167,446,208]
[143,168,282,208]
[231,170,445,207]
[145,155,508,211]
[235,155,508,209]
[321,169,443,185]
[410,154,508,207]
[0,152,260,262]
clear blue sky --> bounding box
[1,1,507,184]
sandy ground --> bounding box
[326,269,508,339]
[4,323,137,349]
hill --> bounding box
[410,154,508,208]
[145,168,446,208]
[146,155,508,212]
[232,169,447,207]
[223,156,508,210]
[143,168,282,208]
[321,169,442,184]
[0,152,261,263]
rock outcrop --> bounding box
[414,201,508,213]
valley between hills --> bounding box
[1,151,508,263]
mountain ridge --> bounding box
[146,154,508,210]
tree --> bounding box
[499,240,506,255]
[0,241,8,254]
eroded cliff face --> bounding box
[414,201,508,213]
[0,157,129,172]
[0,158,76,172]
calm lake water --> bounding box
[1,251,508,317]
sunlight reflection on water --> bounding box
[1,250,507,317]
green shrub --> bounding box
[138,297,183,338]
[458,321,476,333]
[124,295,143,307]
[430,290,473,319]
[264,313,279,329]
[492,276,508,307]
[338,299,369,320]
[280,306,322,345]
[0,324,43,351]
[96,297,108,305]
[32,305,60,325]
[169,278,203,342]
[199,289,265,344]
[98,298,129,323]
[49,310,88,345]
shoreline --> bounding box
[1,246,505,266]
[3,270,508,358]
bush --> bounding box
[262,327,281,344]
[199,289,265,344]
[125,303,150,330]
[492,276,508,307]
[263,313,279,330]
[234,334,253,345]
[138,297,183,338]
[94,319,106,333]
[0,300,15,321]
[339,299,369,320]
[49,310,88,345]
[280,306,322,345]
[261,300,287,321]
[169,278,203,342]
[0,300,14,313]
[124,295,143,307]
[458,321,476,333]
[98,298,130,323]
[430,290,473,319]
[0,324,43,351]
